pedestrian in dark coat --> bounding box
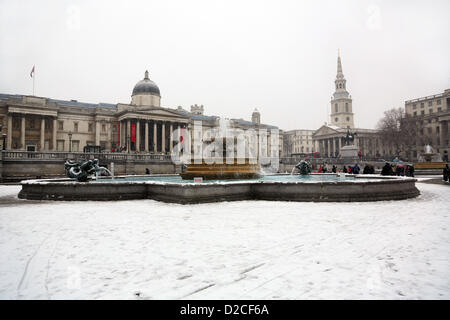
[363,165,371,174]
[381,163,393,176]
[332,165,337,173]
[444,164,449,182]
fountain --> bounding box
[181,118,261,180]
[414,144,446,170]
[17,120,420,203]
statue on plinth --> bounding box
[343,129,357,146]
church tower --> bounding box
[330,51,354,128]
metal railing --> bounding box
[1,151,173,162]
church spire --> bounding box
[336,49,344,80]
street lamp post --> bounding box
[127,134,130,154]
[0,124,5,151]
[68,131,72,152]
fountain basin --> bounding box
[18,174,420,204]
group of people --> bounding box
[342,164,361,174]
[315,162,418,176]
[380,162,415,177]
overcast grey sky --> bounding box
[1,0,449,130]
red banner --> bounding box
[131,123,136,142]
[118,122,120,146]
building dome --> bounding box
[132,70,160,96]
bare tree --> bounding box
[376,108,418,160]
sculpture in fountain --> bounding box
[180,118,261,180]
[64,159,111,182]
[295,160,312,175]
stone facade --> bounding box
[282,129,315,156]
[404,89,450,161]
[0,71,280,158]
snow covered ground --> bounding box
[0,182,449,300]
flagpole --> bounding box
[33,66,35,96]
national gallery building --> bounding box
[0,71,279,155]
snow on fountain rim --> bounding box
[21,174,417,186]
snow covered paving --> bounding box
[0,182,449,300]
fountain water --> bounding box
[180,118,261,180]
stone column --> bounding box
[136,120,141,152]
[333,138,336,157]
[21,115,25,150]
[161,121,166,153]
[127,119,131,152]
[52,118,57,151]
[153,121,158,152]
[169,122,173,152]
[7,115,12,150]
[40,117,45,151]
[95,121,100,146]
[337,137,341,155]
[144,121,149,152]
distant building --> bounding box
[404,88,450,161]
[283,129,315,156]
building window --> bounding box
[58,121,64,130]
[345,103,349,112]
[421,110,425,115]
[420,102,424,108]
[436,126,440,134]
[72,140,80,152]
[102,124,106,132]
[427,127,432,134]
[413,111,417,116]
[57,140,64,151]
[429,109,433,114]
[28,119,35,129]
[438,107,442,112]
[73,122,78,133]
[346,117,350,121]
[428,101,432,106]
[412,104,417,109]
[88,123,93,132]
[335,117,339,122]
[437,99,441,105]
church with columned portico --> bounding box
[312,53,392,159]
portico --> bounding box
[117,109,189,153]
